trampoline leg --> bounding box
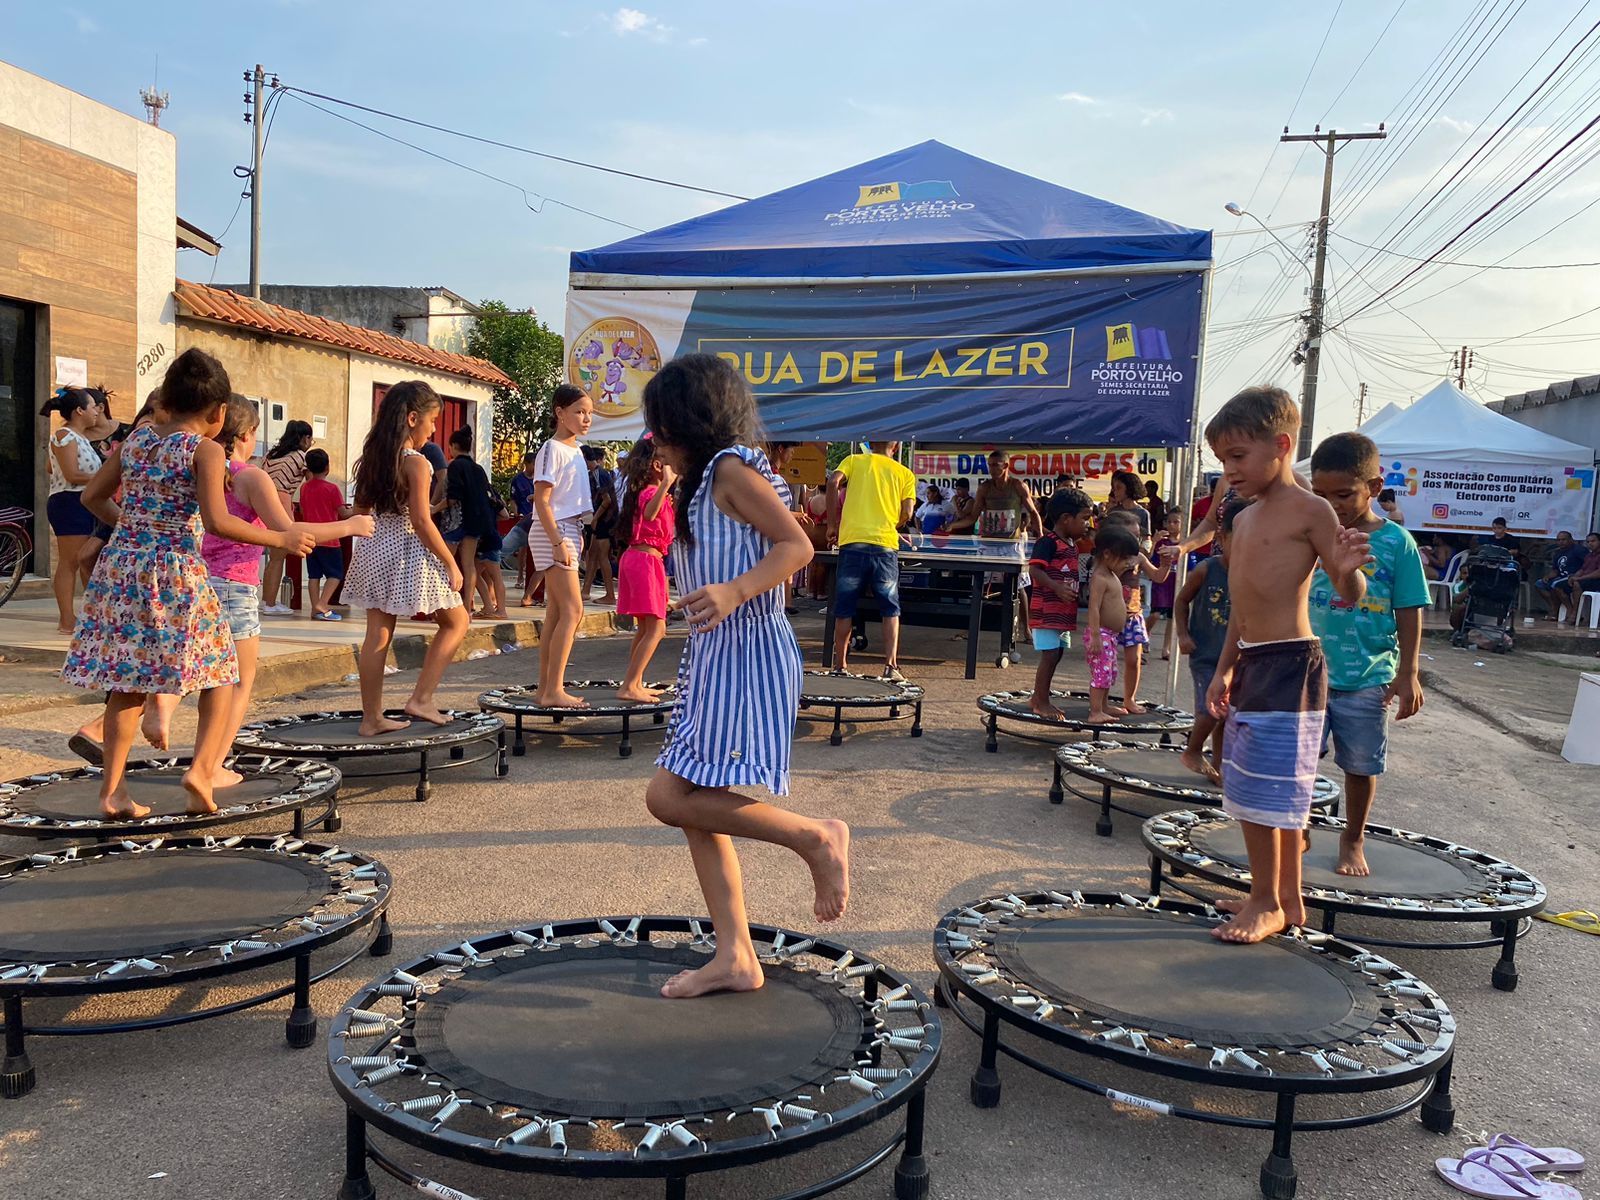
[1491,921,1519,992]
[894,1090,931,1200]
[1096,784,1114,838]
[619,714,633,759]
[970,1010,1002,1108]
[1149,855,1164,896]
[1258,1092,1298,1199]
[1319,910,1337,936]
[448,743,465,761]
[370,912,393,958]
[285,953,317,1048]
[664,1176,688,1200]
[1421,1059,1456,1133]
[323,795,343,835]
[512,715,526,757]
[984,713,998,753]
[830,707,843,747]
[1048,760,1063,805]
[416,751,431,803]
[911,702,923,738]
[292,807,305,839]
[2,995,35,1099]
[337,1110,377,1200]
[495,730,508,777]
[932,977,950,1009]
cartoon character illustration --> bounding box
[612,338,651,370]
[601,358,628,407]
[579,338,604,364]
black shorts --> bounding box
[46,491,96,537]
[305,545,344,580]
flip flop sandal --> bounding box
[67,732,104,766]
[1487,1135,1587,1173]
[1535,910,1600,935]
[1437,1149,1583,1199]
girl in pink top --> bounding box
[615,435,677,702]
[198,397,372,788]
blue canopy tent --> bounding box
[565,140,1212,447]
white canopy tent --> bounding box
[1358,401,1404,441]
[1376,380,1592,464]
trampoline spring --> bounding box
[780,937,815,958]
[235,940,271,951]
[959,962,993,975]
[429,1097,465,1128]
[1379,1040,1418,1061]
[1305,1052,1335,1076]
[1003,893,1028,909]
[880,1035,928,1052]
[836,1073,885,1100]
[877,999,922,1013]
[390,970,422,986]
[29,853,63,866]
[967,970,1001,986]
[1227,1049,1265,1072]
[0,964,43,982]
[1384,1037,1429,1054]
[838,963,875,980]
[1385,982,1432,998]
[349,865,380,879]
[297,918,327,933]
[877,985,912,1006]
[319,851,354,863]
[1044,891,1074,906]
[374,983,418,997]
[1503,881,1537,894]
[688,920,715,948]
[394,1093,448,1116]
[342,1022,392,1039]
[1327,1052,1366,1072]
[951,916,986,929]
[547,1123,568,1153]
[854,1067,911,1083]
[498,1117,547,1146]
[345,1008,390,1024]
[634,1124,667,1154]
[667,1121,709,1148]
[360,1063,415,1086]
[1035,1003,1058,1022]
[1117,893,1145,908]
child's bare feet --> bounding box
[616,685,661,703]
[1086,711,1119,725]
[1029,698,1066,721]
[1122,698,1146,714]
[1336,833,1370,876]
[101,786,151,820]
[401,701,453,726]
[806,819,851,921]
[1211,897,1287,943]
[180,770,217,816]
[142,708,170,751]
[660,951,765,999]
[481,609,510,621]
[212,766,245,789]
[534,689,590,709]
[359,714,411,737]
[1179,747,1221,784]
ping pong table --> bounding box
[817,534,1028,680]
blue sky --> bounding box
[8,1,1599,441]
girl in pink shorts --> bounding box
[615,435,677,702]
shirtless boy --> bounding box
[950,451,1042,539]
[1084,524,1142,724]
[1203,387,1372,944]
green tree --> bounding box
[465,300,564,485]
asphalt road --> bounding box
[0,610,1595,1200]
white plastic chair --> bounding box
[1428,550,1467,610]
[1578,591,1600,630]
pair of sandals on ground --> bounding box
[1438,1134,1585,1199]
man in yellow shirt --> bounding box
[826,442,918,680]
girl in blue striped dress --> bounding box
[643,355,850,1000]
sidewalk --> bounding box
[0,595,619,714]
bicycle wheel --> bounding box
[0,527,29,607]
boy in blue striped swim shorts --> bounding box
[1203,387,1374,944]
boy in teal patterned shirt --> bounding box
[1309,433,1430,877]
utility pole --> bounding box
[1281,125,1386,461]
[243,65,278,298]
[1452,346,1474,389]
[1356,381,1368,427]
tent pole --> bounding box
[1165,267,1214,709]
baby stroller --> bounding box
[1449,544,1520,653]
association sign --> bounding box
[1386,457,1596,538]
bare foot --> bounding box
[1105,703,1130,716]
[1278,892,1308,928]
[212,766,245,788]
[359,714,411,737]
[1336,835,1370,877]
[534,690,591,709]
[401,702,453,726]
[1086,711,1119,725]
[616,685,662,703]
[1179,747,1221,784]
[660,953,765,999]
[805,819,851,921]
[519,595,536,607]
[1029,699,1066,721]
[482,609,510,620]
[1211,898,1287,943]
[101,787,151,820]
[1122,699,1147,714]
[180,770,217,816]
[141,709,170,751]
[57,624,76,635]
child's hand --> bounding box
[1205,671,1230,719]
[553,539,573,569]
[1159,543,1180,561]
[1386,671,1424,720]
[280,526,316,555]
[1178,632,1197,656]
[447,560,465,592]
[680,582,739,632]
[1330,525,1375,577]
[347,514,375,538]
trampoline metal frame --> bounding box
[477,681,675,759]
[1143,809,1548,992]
[798,671,925,747]
[234,710,507,802]
[0,836,392,1100]
[979,690,1192,755]
[329,916,939,1200]
[0,755,344,840]
[934,891,1456,1200]
[1052,739,1342,836]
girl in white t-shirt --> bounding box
[530,384,594,707]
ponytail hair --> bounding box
[354,381,441,514]
[217,394,260,457]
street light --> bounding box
[1223,203,1311,278]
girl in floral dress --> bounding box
[62,349,313,819]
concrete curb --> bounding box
[1420,665,1566,756]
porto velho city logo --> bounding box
[1092,323,1182,399]
[825,179,972,225]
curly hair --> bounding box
[354,381,441,514]
[641,354,760,548]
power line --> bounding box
[1332,228,1600,269]
[281,85,749,201]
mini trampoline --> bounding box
[1053,740,1342,835]
[1143,809,1548,992]
[234,710,506,802]
[476,681,676,759]
[0,756,343,840]
[799,671,925,746]
[329,916,939,1200]
[978,690,1191,753]
[0,835,391,1099]
[935,890,1455,1199]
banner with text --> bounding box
[1387,457,1597,539]
[913,445,1167,504]
[564,272,1203,444]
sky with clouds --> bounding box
[9,1,1600,443]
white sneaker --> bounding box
[262,604,291,615]
[882,665,907,684]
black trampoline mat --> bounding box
[1087,747,1222,793]
[485,684,676,714]
[0,851,332,962]
[412,948,863,1118]
[1189,822,1487,899]
[801,675,909,700]
[993,912,1362,1045]
[7,770,301,821]
[993,694,1179,726]
[256,716,476,746]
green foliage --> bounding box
[466,299,564,489]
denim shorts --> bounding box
[1322,684,1389,776]
[209,577,261,641]
[1031,627,1072,652]
[833,544,901,618]
[1190,660,1217,717]
[501,521,529,560]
